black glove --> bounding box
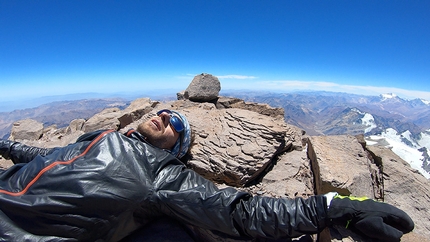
[0,139,55,164]
[327,194,414,242]
[0,139,15,160]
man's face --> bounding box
[137,112,180,150]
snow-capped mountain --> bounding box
[350,108,430,179]
[340,107,430,179]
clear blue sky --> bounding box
[1,1,430,104]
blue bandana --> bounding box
[169,111,191,158]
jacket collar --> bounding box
[125,129,147,143]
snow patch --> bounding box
[381,93,397,100]
[366,128,430,179]
[417,130,430,151]
[400,130,420,147]
[362,113,377,133]
[352,108,363,114]
[352,108,377,133]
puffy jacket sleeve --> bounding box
[0,139,57,164]
[152,164,329,240]
[0,130,107,164]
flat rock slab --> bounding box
[307,135,375,198]
[260,149,314,199]
[184,107,291,187]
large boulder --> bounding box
[9,119,44,141]
[184,73,221,102]
[82,107,122,132]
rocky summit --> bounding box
[1,74,429,242]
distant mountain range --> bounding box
[0,98,131,139]
[1,90,429,178]
[0,89,180,112]
[222,90,430,178]
[222,91,430,136]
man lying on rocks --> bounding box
[0,109,414,241]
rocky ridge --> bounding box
[0,73,429,242]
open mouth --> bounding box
[151,119,161,131]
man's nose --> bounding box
[158,112,171,127]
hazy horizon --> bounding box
[1,87,427,113]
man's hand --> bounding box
[0,139,15,160]
[327,194,414,242]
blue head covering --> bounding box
[169,110,191,158]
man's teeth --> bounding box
[153,120,160,130]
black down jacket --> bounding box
[0,130,329,241]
